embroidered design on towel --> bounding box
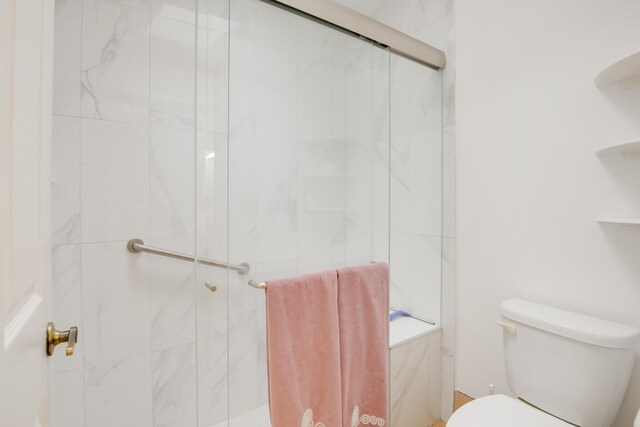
[351,406,385,426]
[301,409,326,427]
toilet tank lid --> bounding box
[502,299,640,349]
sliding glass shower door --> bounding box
[195,0,394,425]
[50,0,440,425]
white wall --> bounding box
[456,1,640,426]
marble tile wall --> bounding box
[390,330,442,427]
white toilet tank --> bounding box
[501,299,640,427]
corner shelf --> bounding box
[597,218,640,226]
[596,140,640,156]
[595,51,640,88]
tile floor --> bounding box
[432,391,474,426]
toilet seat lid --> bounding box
[447,395,572,427]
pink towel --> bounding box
[266,270,342,427]
[337,262,390,427]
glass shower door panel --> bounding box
[228,0,391,425]
[50,0,204,426]
[195,0,231,426]
[389,53,443,324]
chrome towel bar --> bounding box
[247,261,382,290]
[127,238,250,275]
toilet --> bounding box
[448,299,640,427]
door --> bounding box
[1,0,56,426]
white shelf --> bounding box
[595,51,640,88]
[597,218,640,226]
[596,140,640,156]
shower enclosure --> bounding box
[50,0,442,425]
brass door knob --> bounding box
[46,322,78,357]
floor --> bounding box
[432,391,474,427]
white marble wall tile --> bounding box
[298,144,346,231]
[412,11,454,54]
[440,353,455,421]
[411,235,442,323]
[256,139,297,232]
[345,67,374,148]
[150,126,196,239]
[149,238,197,351]
[390,335,431,427]
[197,334,228,426]
[52,244,83,373]
[442,52,455,129]
[81,119,149,243]
[331,229,348,268]
[255,0,297,54]
[411,129,442,238]
[389,55,411,140]
[390,136,411,235]
[53,0,82,116]
[81,0,150,123]
[196,261,228,340]
[428,330,442,422]
[197,0,228,30]
[84,354,153,427]
[256,230,297,280]
[228,328,259,420]
[296,61,333,146]
[255,47,296,141]
[410,64,442,134]
[372,47,391,143]
[408,0,451,33]
[347,227,373,266]
[372,0,412,35]
[196,26,228,134]
[346,145,372,231]
[441,237,456,354]
[52,116,81,245]
[53,369,85,427]
[152,0,197,25]
[150,15,196,128]
[442,125,456,238]
[389,232,411,311]
[298,18,345,68]
[331,0,388,17]
[228,135,256,234]
[297,229,334,274]
[81,241,150,364]
[152,343,197,427]
[108,0,151,11]
[255,327,269,407]
[229,0,256,137]
[372,229,390,264]
[197,132,228,238]
[228,282,259,336]
[372,140,390,234]
[330,63,348,143]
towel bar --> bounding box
[127,238,251,275]
[247,261,383,290]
